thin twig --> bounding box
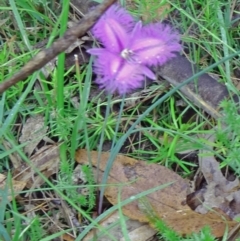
[0,0,117,94]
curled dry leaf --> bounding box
[83,210,157,241]
[75,149,237,237]
[14,145,59,189]
[190,133,240,219]
[0,174,26,201]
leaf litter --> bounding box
[75,149,237,237]
[188,134,240,220]
[19,114,48,156]
[83,211,157,241]
[0,173,26,201]
[3,0,240,240]
[14,144,59,189]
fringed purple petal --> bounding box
[92,50,123,77]
[91,4,134,47]
[96,65,145,95]
[91,19,129,53]
[130,22,182,66]
[92,50,149,94]
[104,19,129,52]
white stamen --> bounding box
[121,48,134,59]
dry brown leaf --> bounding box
[196,151,240,217]
[14,145,59,189]
[83,211,157,241]
[227,222,240,241]
[189,134,240,219]
[200,155,239,191]
[0,174,26,201]
[2,139,23,169]
[19,115,48,156]
[62,233,76,241]
[75,149,237,237]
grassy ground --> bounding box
[0,0,240,240]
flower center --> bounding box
[121,48,134,60]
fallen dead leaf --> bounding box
[0,173,26,201]
[14,145,59,189]
[190,134,240,219]
[83,211,157,241]
[0,17,9,27]
[2,139,23,169]
[19,115,48,156]
[227,222,240,241]
[62,233,76,241]
[75,149,237,237]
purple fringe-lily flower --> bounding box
[88,4,182,94]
